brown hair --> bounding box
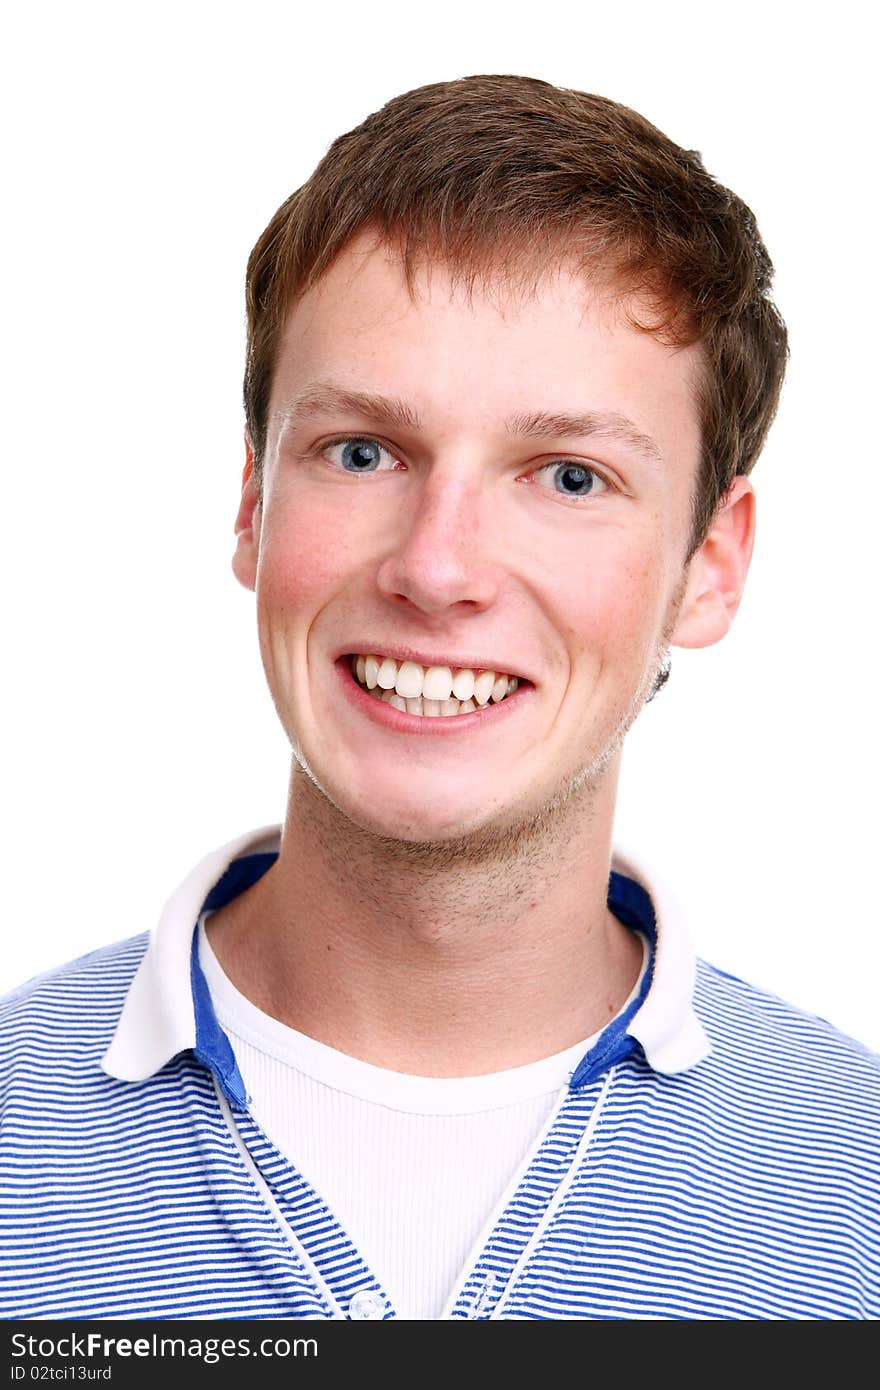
[244,74,788,554]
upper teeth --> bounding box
[352,654,519,707]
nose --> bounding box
[375,467,501,616]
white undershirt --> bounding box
[198,916,648,1319]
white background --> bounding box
[2,1,877,1051]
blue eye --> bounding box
[534,461,608,499]
[325,438,395,473]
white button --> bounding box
[349,1288,385,1320]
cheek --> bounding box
[253,495,364,702]
[256,495,359,611]
[553,533,670,666]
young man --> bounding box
[2,75,878,1322]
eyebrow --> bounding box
[277,383,661,466]
[506,409,662,467]
[277,384,422,435]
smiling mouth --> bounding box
[347,653,524,718]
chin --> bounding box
[343,794,493,846]
[292,750,475,836]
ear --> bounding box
[672,475,756,649]
[232,437,261,593]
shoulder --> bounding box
[692,956,880,1104]
[0,935,148,1078]
[616,959,880,1250]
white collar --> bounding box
[101,825,709,1085]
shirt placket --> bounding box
[445,1071,615,1319]
[232,1109,398,1320]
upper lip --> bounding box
[339,645,531,682]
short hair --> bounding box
[244,74,788,554]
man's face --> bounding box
[235,235,714,845]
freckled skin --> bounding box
[215,235,755,1072]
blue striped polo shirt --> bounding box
[1,825,878,1319]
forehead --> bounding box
[269,233,703,463]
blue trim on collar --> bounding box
[202,852,279,912]
[568,871,657,1089]
[190,851,279,1112]
[190,935,249,1111]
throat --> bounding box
[206,831,638,1078]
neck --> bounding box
[206,756,643,1076]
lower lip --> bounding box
[334,658,532,736]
